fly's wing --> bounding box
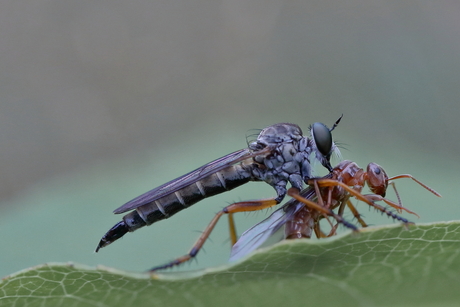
[113,147,271,214]
[229,187,316,262]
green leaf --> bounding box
[1,222,459,307]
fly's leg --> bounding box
[287,188,358,232]
[228,213,237,246]
[149,198,279,272]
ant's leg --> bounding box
[326,200,348,237]
[325,221,339,237]
[287,188,358,232]
[310,180,336,229]
[308,179,419,217]
[325,197,362,237]
[389,182,403,213]
[362,195,414,225]
[346,200,368,227]
[149,198,278,272]
[363,194,420,219]
[313,222,328,238]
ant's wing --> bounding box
[229,186,318,262]
[114,147,271,214]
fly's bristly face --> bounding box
[309,116,342,172]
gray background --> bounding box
[1,0,459,277]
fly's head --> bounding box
[366,163,389,197]
[309,119,341,172]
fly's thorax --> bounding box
[247,122,336,200]
[251,138,312,194]
[254,123,303,147]
[250,123,310,166]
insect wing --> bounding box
[229,186,317,261]
[113,147,270,214]
[229,202,303,262]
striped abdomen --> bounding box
[123,163,255,232]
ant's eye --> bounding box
[311,122,333,157]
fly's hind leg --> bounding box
[227,213,238,246]
[148,198,279,272]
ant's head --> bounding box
[366,163,389,197]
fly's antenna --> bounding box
[329,114,343,132]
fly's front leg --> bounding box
[148,198,279,272]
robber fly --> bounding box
[96,117,343,268]
[229,160,441,261]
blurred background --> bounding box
[1,0,459,277]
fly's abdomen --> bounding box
[96,162,256,251]
[133,164,254,227]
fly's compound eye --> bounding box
[311,122,333,158]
